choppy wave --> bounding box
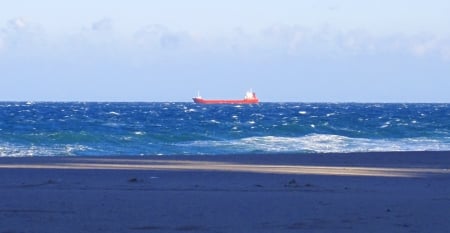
[2,134,450,157]
[1,102,450,156]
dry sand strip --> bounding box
[0,151,449,233]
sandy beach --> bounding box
[1,151,449,233]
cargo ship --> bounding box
[193,90,259,104]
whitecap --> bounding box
[298,111,307,115]
[251,113,265,118]
[108,111,120,116]
[380,121,391,128]
[185,108,196,113]
[121,136,133,141]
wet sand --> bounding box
[1,151,449,233]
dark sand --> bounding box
[1,152,449,233]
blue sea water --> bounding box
[0,102,449,157]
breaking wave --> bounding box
[182,134,450,155]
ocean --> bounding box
[1,102,449,157]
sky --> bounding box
[1,0,450,102]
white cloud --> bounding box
[133,24,192,50]
[57,18,120,57]
[8,17,28,30]
[441,46,450,61]
[255,24,450,61]
[3,17,38,34]
[406,35,450,61]
[91,18,112,32]
[0,17,46,53]
[134,24,169,47]
[338,30,377,54]
[260,24,374,56]
[411,42,435,56]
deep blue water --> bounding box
[1,102,449,156]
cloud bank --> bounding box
[1,17,449,61]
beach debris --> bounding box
[19,179,61,188]
[175,225,204,231]
[128,177,139,183]
[130,225,164,230]
[47,179,56,184]
[285,179,300,188]
[287,222,306,230]
[395,223,411,228]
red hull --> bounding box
[192,98,259,104]
[193,90,259,104]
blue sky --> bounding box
[1,0,450,102]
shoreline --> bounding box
[1,151,449,232]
